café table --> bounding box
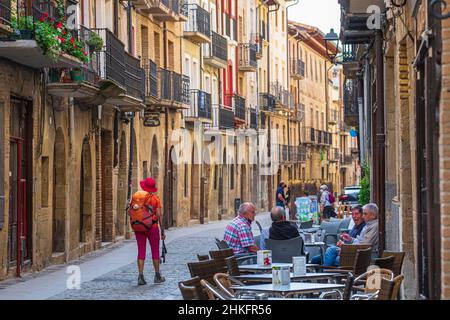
[231,282,345,298]
[304,241,326,261]
[238,263,319,273]
[232,272,341,283]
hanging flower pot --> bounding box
[70,68,83,82]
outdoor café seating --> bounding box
[265,236,307,263]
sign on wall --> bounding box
[143,109,161,127]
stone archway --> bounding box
[150,135,159,180]
[190,143,200,220]
[80,137,93,244]
[116,132,127,237]
[53,128,67,253]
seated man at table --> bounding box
[223,202,259,255]
[259,207,300,250]
[310,204,368,266]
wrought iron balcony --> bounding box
[329,109,339,125]
[298,145,307,162]
[184,4,211,43]
[184,89,212,121]
[342,43,359,78]
[259,93,276,112]
[238,43,257,72]
[270,82,292,109]
[203,31,228,69]
[218,105,235,130]
[144,60,159,99]
[136,0,188,22]
[340,153,354,165]
[317,130,323,144]
[233,94,246,122]
[302,126,316,144]
[0,0,13,35]
[251,33,264,59]
[279,145,289,163]
[344,79,359,127]
[147,67,189,108]
[250,108,258,130]
[290,59,305,79]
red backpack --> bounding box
[328,191,336,204]
[128,191,158,232]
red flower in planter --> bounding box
[43,12,49,19]
[40,16,45,22]
[56,22,63,29]
[70,37,75,44]
[62,30,67,35]
[58,36,65,43]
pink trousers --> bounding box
[135,227,160,260]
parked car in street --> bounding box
[339,186,361,204]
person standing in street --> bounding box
[276,182,287,209]
[320,185,336,220]
[129,178,166,285]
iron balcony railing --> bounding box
[203,31,228,62]
[340,153,353,165]
[297,103,305,121]
[329,148,340,162]
[238,44,257,70]
[184,4,210,38]
[144,60,158,98]
[279,145,289,163]
[302,126,315,144]
[250,109,258,129]
[290,59,305,78]
[298,145,306,162]
[233,94,246,121]
[343,44,357,63]
[0,0,11,27]
[32,1,60,23]
[170,0,188,16]
[218,105,235,129]
[259,93,276,112]
[156,68,189,104]
[270,81,291,108]
[251,33,263,58]
[185,89,211,120]
[344,79,359,126]
[317,130,323,144]
[124,51,145,100]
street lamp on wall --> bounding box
[324,28,340,62]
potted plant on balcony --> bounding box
[10,15,34,39]
[86,32,104,54]
[70,67,83,83]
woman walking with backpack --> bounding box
[129,178,166,285]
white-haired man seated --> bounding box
[318,203,379,266]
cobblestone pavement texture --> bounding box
[48,214,271,300]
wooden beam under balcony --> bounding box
[0,40,83,69]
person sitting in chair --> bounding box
[259,207,300,249]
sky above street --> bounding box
[288,0,341,35]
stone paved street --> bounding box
[0,213,271,300]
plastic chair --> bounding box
[209,249,234,273]
[215,238,229,250]
[197,254,209,261]
[188,259,223,284]
[299,220,314,229]
[319,220,341,246]
[265,236,306,263]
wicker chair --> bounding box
[322,245,372,276]
[197,254,210,261]
[178,277,209,300]
[381,251,405,276]
[225,256,241,277]
[209,249,234,273]
[373,255,395,270]
[352,268,394,294]
[200,279,233,300]
[376,277,396,300]
[319,272,355,300]
[390,275,405,300]
[215,238,230,250]
[188,259,223,284]
[213,273,245,298]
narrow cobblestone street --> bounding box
[0,213,271,300]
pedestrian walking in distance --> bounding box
[128,178,166,285]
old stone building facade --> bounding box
[0,0,358,282]
[339,0,450,299]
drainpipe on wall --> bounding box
[163,21,170,230]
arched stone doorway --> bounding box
[190,143,200,220]
[116,132,127,237]
[150,135,159,180]
[167,146,177,228]
[80,137,93,244]
[53,128,66,253]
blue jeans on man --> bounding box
[310,246,340,266]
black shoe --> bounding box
[138,274,147,286]
[154,273,166,284]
